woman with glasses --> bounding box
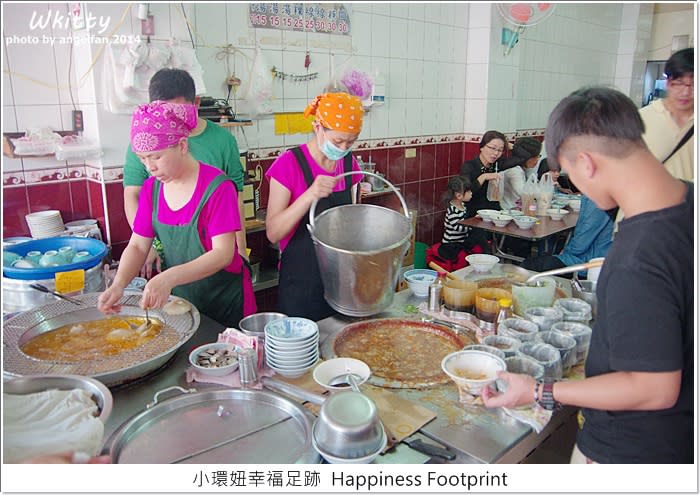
[639,48,694,181]
[459,130,508,213]
[265,92,364,320]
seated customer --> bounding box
[435,176,486,268]
[520,195,614,277]
[499,137,542,210]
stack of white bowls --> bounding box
[25,211,65,239]
[264,317,320,378]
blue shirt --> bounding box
[556,196,613,267]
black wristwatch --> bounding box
[537,380,561,411]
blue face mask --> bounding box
[319,129,352,161]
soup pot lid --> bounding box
[103,387,320,464]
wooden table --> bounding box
[464,211,579,262]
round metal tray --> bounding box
[103,388,320,464]
[2,291,200,387]
[322,318,476,389]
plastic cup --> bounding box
[517,342,563,380]
[551,321,593,364]
[523,306,564,332]
[554,297,592,323]
[497,318,539,342]
[535,331,577,372]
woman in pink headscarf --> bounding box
[98,101,256,327]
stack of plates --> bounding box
[264,317,320,378]
[25,211,65,239]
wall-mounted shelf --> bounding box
[3,131,78,159]
[215,121,254,128]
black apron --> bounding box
[277,147,353,321]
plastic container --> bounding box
[483,334,521,357]
[535,331,577,373]
[511,277,556,316]
[504,355,545,381]
[551,321,593,364]
[2,237,108,280]
[554,297,592,323]
[517,342,563,380]
[498,317,539,342]
[523,306,564,332]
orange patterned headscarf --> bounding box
[304,92,364,133]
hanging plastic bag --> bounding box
[239,46,273,118]
[521,172,538,217]
[535,174,555,216]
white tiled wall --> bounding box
[3,2,674,169]
[485,3,628,132]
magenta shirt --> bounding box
[265,144,362,252]
[134,163,256,316]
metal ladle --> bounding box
[29,284,84,305]
[524,259,604,285]
[327,372,364,389]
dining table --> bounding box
[463,211,579,263]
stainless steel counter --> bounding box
[103,267,575,463]
[316,287,575,464]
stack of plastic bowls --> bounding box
[264,317,319,378]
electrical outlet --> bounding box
[72,110,84,132]
[405,148,416,158]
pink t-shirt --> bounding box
[134,163,256,316]
[265,144,362,252]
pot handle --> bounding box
[308,170,410,234]
[261,376,326,406]
[146,386,197,409]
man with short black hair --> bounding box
[123,68,247,277]
[482,87,693,464]
[640,48,694,181]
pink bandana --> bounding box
[130,101,198,152]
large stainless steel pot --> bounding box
[103,386,320,463]
[2,262,104,314]
[307,171,411,317]
[2,291,200,387]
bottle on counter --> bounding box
[494,298,513,334]
[428,273,446,312]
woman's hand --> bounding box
[140,245,162,279]
[140,272,174,310]
[307,175,338,201]
[479,172,500,184]
[97,285,125,314]
[481,371,536,409]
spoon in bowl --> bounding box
[327,372,363,389]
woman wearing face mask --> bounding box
[265,92,364,320]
